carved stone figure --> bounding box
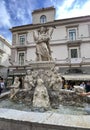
[74,85,85,93]
[49,70,62,91]
[33,26,54,61]
[24,70,34,90]
[33,78,50,108]
[9,77,20,99]
[8,68,87,108]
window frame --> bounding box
[18,51,25,66]
[40,15,47,23]
[69,29,76,41]
[0,41,4,49]
[69,47,79,59]
[19,34,26,45]
[0,55,2,64]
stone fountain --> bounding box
[8,63,89,110]
[8,26,89,110]
[0,26,90,130]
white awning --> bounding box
[62,74,90,81]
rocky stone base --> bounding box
[9,89,87,109]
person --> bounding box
[79,81,90,96]
[33,26,54,61]
[80,92,90,96]
[0,84,2,95]
[0,78,5,94]
[80,82,86,88]
[85,81,90,92]
[61,77,65,89]
[19,76,23,89]
[64,82,69,89]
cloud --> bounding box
[0,1,11,27]
[6,0,38,26]
[0,0,90,43]
[56,0,90,19]
[0,27,12,43]
[60,0,75,9]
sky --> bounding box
[0,0,90,43]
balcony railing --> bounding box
[10,57,90,66]
[82,57,90,63]
[55,58,90,65]
[0,46,5,53]
[70,58,82,64]
[55,58,70,65]
[0,62,5,67]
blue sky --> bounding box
[0,0,90,43]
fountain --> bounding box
[6,66,89,110]
[0,26,90,130]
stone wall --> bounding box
[0,118,89,130]
[0,109,90,130]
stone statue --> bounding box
[74,85,85,93]
[24,70,34,90]
[8,68,87,108]
[49,69,62,91]
[9,77,20,99]
[33,26,54,61]
[33,78,50,109]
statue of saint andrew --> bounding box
[33,26,54,61]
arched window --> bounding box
[40,15,47,23]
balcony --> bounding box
[82,57,90,64]
[0,46,5,53]
[9,57,90,67]
[9,60,29,67]
[66,39,82,47]
[0,62,5,67]
[56,58,82,65]
[70,58,82,64]
[55,58,70,65]
[14,39,28,47]
[55,57,90,66]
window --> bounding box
[88,24,90,36]
[71,49,78,58]
[18,52,25,65]
[67,68,83,74]
[40,15,47,23]
[19,35,26,45]
[0,56,2,64]
[69,29,76,41]
[0,41,4,49]
[12,34,16,45]
[69,47,79,59]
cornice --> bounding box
[0,35,12,48]
[32,6,55,14]
[10,15,90,33]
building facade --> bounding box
[0,35,11,78]
[9,7,90,81]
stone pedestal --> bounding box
[29,61,55,70]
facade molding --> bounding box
[10,15,90,32]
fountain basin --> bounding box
[0,108,90,130]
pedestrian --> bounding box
[80,82,86,88]
[85,81,90,92]
[0,78,5,94]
